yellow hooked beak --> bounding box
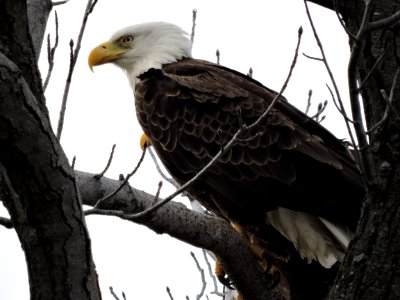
[88,41,127,71]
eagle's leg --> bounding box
[230,222,281,289]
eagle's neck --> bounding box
[125,37,192,88]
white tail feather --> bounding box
[265,207,352,268]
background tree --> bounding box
[0,0,399,299]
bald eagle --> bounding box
[88,22,364,298]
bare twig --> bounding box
[152,181,163,205]
[247,67,253,78]
[93,144,116,179]
[367,9,400,31]
[166,287,174,300]
[382,74,400,122]
[367,68,400,133]
[0,216,13,229]
[356,49,387,92]
[148,147,179,187]
[345,0,377,181]
[56,0,98,140]
[304,89,312,115]
[85,208,125,218]
[43,11,59,91]
[326,84,354,124]
[304,0,364,178]
[94,147,146,207]
[381,91,400,119]
[246,26,303,132]
[366,92,390,134]
[109,287,126,300]
[191,251,206,300]
[302,52,323,61]
[109,286,120,300]
[304,90,328,123]
[202,250,225,297]
[190,9,197,46]
[310,100,328,123]
[71,156,76,169]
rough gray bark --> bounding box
[26,0,52,59]
[334,2,400,299]
[0,1,101,299]
[77,171,283,300]
[307,0,400,299]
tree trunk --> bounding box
[318,1,400,299]
[0,1,101,299]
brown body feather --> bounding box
[135,59,365,298]
[136,58,364,230]
[135,58,364,299]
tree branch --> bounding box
[191,251,206,300]
[346,0,378,182]
[94,147,146,207]
[202,250,225,297]
[304,0,365,179]
[93,144,116,179]
[43,11,59,91]
[56,0,98,140]
[77,170,283,299]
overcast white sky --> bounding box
[0,1,351,299]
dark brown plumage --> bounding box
[136,58,363,230]
[134,58,365,298]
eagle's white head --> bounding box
[88,22,192,86]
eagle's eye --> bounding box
[120,35,134,46]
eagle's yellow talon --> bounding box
[215,258,225,279]
[139,133,151,150]
[215,258,232,289]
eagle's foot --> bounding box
[139,133,151,150]
[264,265,281,290]
[215,259,233,289]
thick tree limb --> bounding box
[77,171,284,300]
